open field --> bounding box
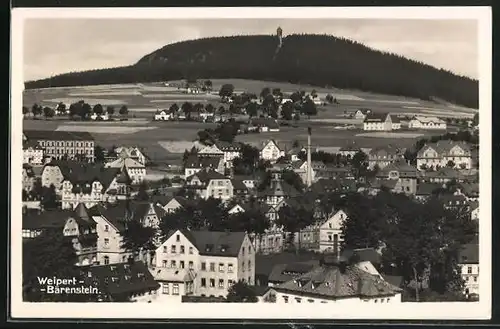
[356,132,424,138]
[22,79,471,162]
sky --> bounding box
[23,18,478,82]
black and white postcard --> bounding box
[10,6,492,320]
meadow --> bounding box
[22,79,471,162]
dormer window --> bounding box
[111,277,118,283]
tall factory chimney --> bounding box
[306,127,313,187]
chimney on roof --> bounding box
[306,127,313,188]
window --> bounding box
[248,260,252,271]
[171,260,176,268]
[104,256,109,265]
[283,296,289,303]
[189,247,194,254]
[468,266,472,274]
[219,263,224,272]
[180,245,185,254]
[163,246,167,253]
[172,284,179,295]
[248,277,251,284]
[241,261,245,272]
[104,225,109,232]
[218,279,224,289]
[180,261,185,269]
[201,278,206,287]
[210,279,215,288]
[228,279,233,287]
[162,283,169,294]
[210,262,215,272]
[308,299,315,303]
[295,297,302,303]
[171,245,176,253]
[242,247,245,255]
[374,299,378,303]
[162,260,167,267]
[201,262,206,271]
[104,238,109,246]
[474,276,478,282]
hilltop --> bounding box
[25,34,478,108]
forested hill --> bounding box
[25,34,478,108]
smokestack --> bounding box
[306,127,312,187]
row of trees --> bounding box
[24,102,129,120]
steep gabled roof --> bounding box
[22,209,74,230]
[186,169,228,185]
[82,261,159,297]
[363,112,389,123]
[166,230,247,257]
[417,140,472,158]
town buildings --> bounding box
[363,113,394,131]
[105,156,146,185]
[23,140,44,165]
[184,155,225,179]
[185,169,234,200]
[408,116,447,130]
[416,141,473,170]
[23,130,95,163]
[154,230,255,298]
[367,146,404,169]
[154,110,172,121]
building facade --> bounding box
[417,141,473,170]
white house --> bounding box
[416,141,473,171]
[150,267,196,303]
[105,157,146,185]
[184,155,225,179]
[354,109,371,120]
[90,113,109,121]
[154,110,172,121]
[260,140,285,163]
[319,210,347,253]
[185,170,234,200]
[153,229,255,298]
[458,243,479,296]
[23,141,44,165]
[409,116,447,130]
[363,113,393,131]
[114,147,148,167]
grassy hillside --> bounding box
[25,34,478,108]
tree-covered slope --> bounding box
[25,34,478,108]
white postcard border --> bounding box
[10,6,492,320]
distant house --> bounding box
[353,109,372,120]
[258,179,300,208]
[338,146,362,158]
[231,178,250,198]
[308,178,358,197]
[214,141,243,167]
[251,118,280,132]
[154,110,171,121]
[23,140,44,165]
[90,113,109,121]
[375,160,419,195]
[22,164,36,192]
[363,113,393,131]
[415,182,442,201]
[105,156,146,185]
[318,210,347,253]
[416,140,473,170]
[233,175,259,190]
[184,155,225,179]
[422,167,467,184]
[458,243,479,296]
[409,116,447,130]
[185,169,234,200]
[291,160,316,185]
[260,140,285,163]
[163,196,195,214]
[390,115,402,130]
[315,165,354,180]
[114,147,148,166]
[469,201,479,221]
[367,146,404,169]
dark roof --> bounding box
[363,113,389,123]
[256,251,322,277]
[268,261,318,284]
[378,160,418,178]
[167,230,247,257]
[273,263,402,300]
[309,178,357,195]
[368,178,399,190]
[82,261,159,297]
[231,178,248,191]
[46,161,122,191]
[22,209,74,230]
[23,139,42,149]
[417,140,472,158]
[88,203,127,232]
[458,244,479,264]
[390,115,401,123]
[215,141,242,151]
[184,155,222,169]
[382,274,404,288]
[24,130,94,141]
[248,285,271,296]
[182,296,226,303]
[259,179,300,198]
[186,169,228,185]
